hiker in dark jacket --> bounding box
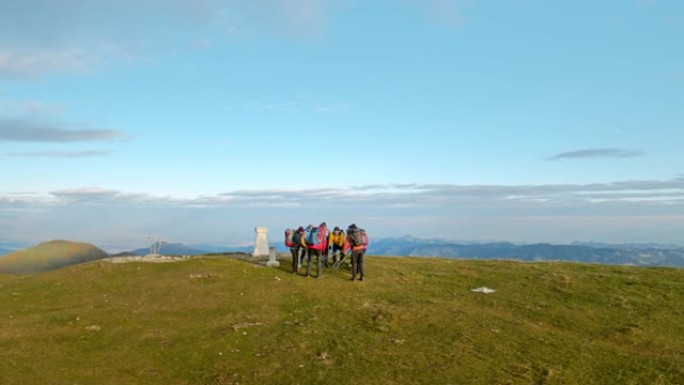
[344,223,368,281]
[291,226,307,273]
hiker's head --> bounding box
[320,222,327,228]
[297,226,305,232]
[333,226,340,232]
[348,223,357,230]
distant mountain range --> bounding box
[129,242,211,256]
[369,236,684,267]
[2,237,683,274]
[128,237,684,267]
[128,242,251,256]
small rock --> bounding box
[85,325,101,332]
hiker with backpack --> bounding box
[345,224,369,281]
[289,227,307,273]
[328,226,346,267]
[285,228,297,273]
[305,223,327,278]
[320,222,331,266]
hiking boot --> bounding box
[359,277,364,282]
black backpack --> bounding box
[292,231,303,246]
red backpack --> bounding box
[284,228,296,247]
[306,226,327,250]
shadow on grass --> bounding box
[270,254,354,281]
[211,252,356,282]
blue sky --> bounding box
[1,0,683,251]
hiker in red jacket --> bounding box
[344,224,368,281]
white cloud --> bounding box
[5,150,112,158]
[0,48,98,78]
[0,0,467,77]
[0,0,339,77]
[49,188,170,205]
[1,177,683,249]
[547,148,644,161]
[0,117,127,142]
[315,103,351,113]
[20,101,65,115]
[2,177,682,209]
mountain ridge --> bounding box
[3,237,683,274]
[130,237,684,268]
[369,237,684,267]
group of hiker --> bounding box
[285,223,369,281]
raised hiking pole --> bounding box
[331,251,348,270]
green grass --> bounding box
[0,256,682,384]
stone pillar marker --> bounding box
[267,246,279,267]
[253,226,270,257]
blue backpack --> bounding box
[306,226,326,249]
[306,227,320,246]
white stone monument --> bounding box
[253,226,270,257]
[253,226,279,267]
[267,246,279,267]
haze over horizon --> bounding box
[1,1,683,251]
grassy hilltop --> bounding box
[0,240,108,274]
[0,256,682,385]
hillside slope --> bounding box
[0,240,109,274]
[0,256,682,385]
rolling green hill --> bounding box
[0,256,682,384]
[0,240,109,274]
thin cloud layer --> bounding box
[0,118,126,142]
[1,177,678,208]
[547,148,644,161]
[0,0,335,77]
[5,150,112,158]
[2,177,683,248]
[49,188,161,205]
[0,0,463,77]
[0,49,98,78]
